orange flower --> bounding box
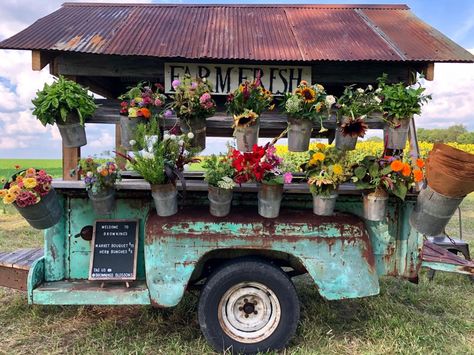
[416,158,425,169]
[138,108,151,119]
[413,169,424,182]
[14,165,20,170]
[100,169,108,177]
[402,163,411,177]
[390,160,404,172]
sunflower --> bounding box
[339,117,369,138]
[333,164,344,176]
[233,109,259,128]
[298,87,316,103]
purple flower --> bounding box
[164,110,173,118]
[172,80,181,89]
[191,82,198,89]
[283,172,293,184]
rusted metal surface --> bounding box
[0,3,472,63]
[422,240,474,267]
[0,248,43,291]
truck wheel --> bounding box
[198,259,300,354]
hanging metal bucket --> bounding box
[312,193,338,216]
[57,122,87,148]
[384,119,409,150]
[179,118,206,151]
[120,116,146,150]
[409,185,464,236]
[14,188,62,230]
[151,183,178,217]
[363,192,388,222]
[287,118,313,152]
[235,122,260,152]
[88,189,116,216]
[335,129,357,151]
[208,186,233,217]
[258,183,283,218]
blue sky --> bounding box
[0,0,473,159]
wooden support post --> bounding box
[32,50,57,71]
[424,63,435,81]
[115,123,127,170]
[62,144,80,181]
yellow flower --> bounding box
[23,178,37,189]
[128,107,139,118]
[312,152,326,162]
[316,143,326,151]
[333,164,343,175]
[314,102,323,112]
[316,84,325,92]
[3,192,16,204]
[8,185,21,195]
[0,189,7,198]
[134,97,143,103]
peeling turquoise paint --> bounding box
[27,257,44,304]
[422,261,473,275]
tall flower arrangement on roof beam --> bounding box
[226,72,274,152]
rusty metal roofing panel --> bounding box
[0,3,472,63]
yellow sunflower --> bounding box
[333,164,343,176]
[316,143,326,151]
[3,192,16,204]
[299,87,316,103]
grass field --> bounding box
[0,157,473,354]
[0,159,62,181]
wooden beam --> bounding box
[62,145,80,181]
[32,50,57,71]
[423,62,435,81]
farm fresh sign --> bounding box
[165,63,311,95]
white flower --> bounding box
[325,95,336,107]
[357,88,364,94]
[142,152,154,160]
[129,140,136,146]
[285,95,303,114]
[170,134,177,140]
[217,176,236,190]
[360,115,367,119]
[163,134,171,141]
[178,140,184,146]
[96,167,101,173]
[86,171,93,178]
[374,96,382,104]
[367,85,373,91]
[375,88,382,94]
[183,164,190,171]
[187,132,194,139]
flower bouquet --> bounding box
[352,155,425,221]
[281,81,334,152]
[170,74,216,151]
[377,74,431,150]
[74,158,121,215]
[230,144,292,218]
[226,73,274,152]
[302,144,351,216]
[119,82,167,150]
[335,85,381,151]
[203,153,236,217]
[0,168,61,229]
[32,76,97,148]
[117,118,199,216]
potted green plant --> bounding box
[203,153,236,217]
[32,76,97,148]
[281,81,333,152]
[119,82,167,150]
[0,167,62,229]
[335,85,381,151]
[170,75,216,151]
[377,74,431,150]
[226,73,274,152]
[302,144,351,216]
[73,158,121,216]
[230,144,292,218]
[117,118,198,217]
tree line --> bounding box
[417,125,474,144]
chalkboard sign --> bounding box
[89,220,139,281]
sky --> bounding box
[0,0,473,159]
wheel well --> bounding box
[188,249,308,284]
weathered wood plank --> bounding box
[62,144,80,181]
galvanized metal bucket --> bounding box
[335,130,357,151]
[384,119,409,150]
[88,189,116,216]
[179,118,206,151]
[120,116,146,150]
[14,188,62,230]
[234,122,260,152]
[258,183,283,218]
[151,183,178,217]
[410,185,464,236]
[288,118,313,152]
[57,122,87,148]
[208,186,233,217]
[312,193,338,216]
[363,192,388,222]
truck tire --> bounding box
[198,258,300,354]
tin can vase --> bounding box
[335,129,357,151]
[234,122,260,152]
[57,122,87,148]
[120,116,146,150]
[88,188,116,216]
[179,117,206,151]
[409,185,464,236]
[384,119,410,150]
[14,188,62,230]
[287,117,313,152]
[258,183,283,218]
[208,186,233,217]
[312,192,338,216]
[151,183,178,217]
[363,191,389,222]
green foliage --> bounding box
[226,79,273,116]
[417,125,472,143]
[32,76,97,126]
[336,84,381,120]
[378,73,431,122]
[202,154,235,189]
[280,82,331,122]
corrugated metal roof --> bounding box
[0,3,472,62]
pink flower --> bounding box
[154,98,162,106]
[283,172,293,184]
[199,93,211,104]
[172,80,181,89]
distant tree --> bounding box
[417,124,469,143]
[366,136,383,142]
[458,132,474,144]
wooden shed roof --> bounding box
[1,3,473,63]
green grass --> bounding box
[0,159,62,181]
